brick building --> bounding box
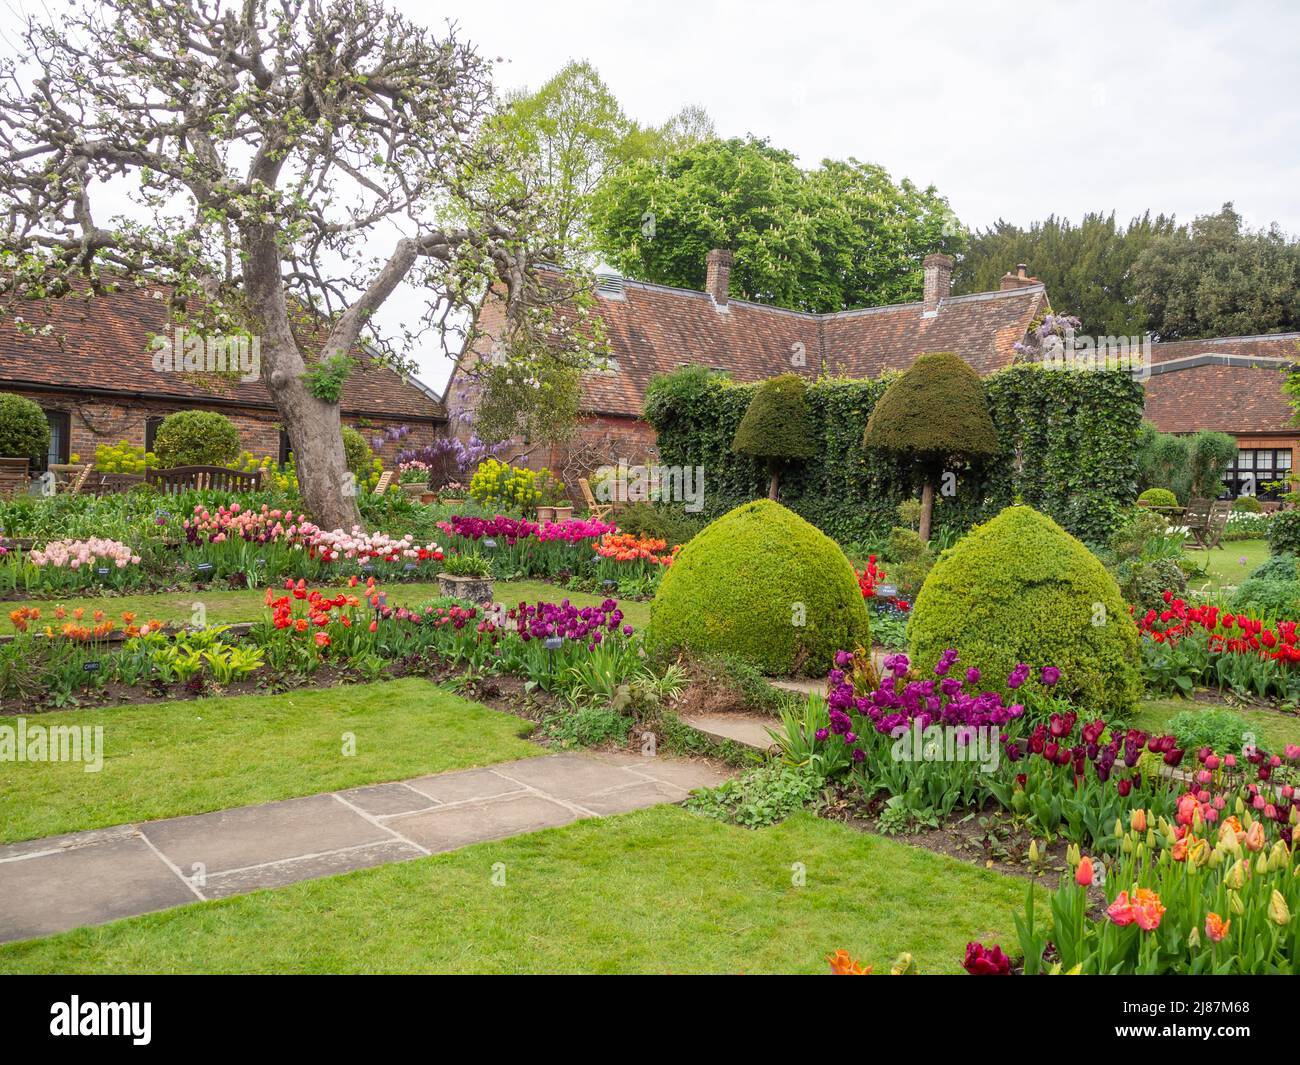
[451,250,1300,501]
[0,279,444,472]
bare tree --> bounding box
[0,0,595,528]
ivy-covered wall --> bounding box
[644,365,1144,544]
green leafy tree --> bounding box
[954,211,1174,337]
[732,374,815,499]
[590,137,963,313]
[1186,430,1238,499]
[863,353,998,541]
[1134,422,1193,501]
[1131,204,1300,340]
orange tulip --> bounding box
[826,949,871,975]
[1205,912,1230,943]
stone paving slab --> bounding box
[385,793,579,852]
[0,751,730,944]
[678,712,779,752]
[140,793,391,874]
[0,836,198,943]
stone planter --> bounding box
[437,572,494,606]
[551,505,574,523]
[536,505,556,524]
[400,481,428,498]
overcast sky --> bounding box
[4,0,1298,394]
[396,0,1300,389]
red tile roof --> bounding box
[0,280,444,420]
[1142,335,1300,435]
[575,277,1048,417]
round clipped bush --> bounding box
[907,504,1141,714]
[1138,487,1178,509]
[732,373,815,499]
[1232,495,1263,513]
[341,426,373,480]
[0,392,50,463]
[152,410,241,468]
[648,498,870,676]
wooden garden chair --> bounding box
[372,470,393,495]
[1201,499,1233,550]
[579,477,612,522]
[66,464,92,495]
[1182,497,1212,547]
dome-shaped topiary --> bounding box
[1138,487,1179,509]
[341,427,373,480]
[863,352,997,541]
[152,410,241,468]
[0,392,50,464]
[907,504,1141,715]
[648,498,869,676]
[732,374,815,499]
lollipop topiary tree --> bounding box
[863,352,998,542]
[732,373,815,500]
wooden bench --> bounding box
[0,458,30,499]
[145,465,264,493]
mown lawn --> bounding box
[0,807,1034,974]
[0,679,541,844]
[1184,538,1268,596]
[1135,695,1300,753]
[0,578,650,633]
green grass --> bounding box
[0,579,650,633]
[1185,538,1268,596]
[0,808,1034,974]
[1135,696,1300,753]
[0,679,541,844]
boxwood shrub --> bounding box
[1230,578,1300,619]
[1137,487,1178,508]
[1268,511,1300,557]
[152,410,241,468]
[0,392,51,464]
[648,498,869,676]
[907,504,1142,715]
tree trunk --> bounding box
[267,365,363,531]
[243,225,363,532]
[768,467,780,500]
[919,479,934,543]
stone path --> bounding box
[0,751,727,945]
[677,712,779,752]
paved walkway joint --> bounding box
[0,751,727,944]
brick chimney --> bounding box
[922,253,953,316]
[705,248,732,307]
[999,263,1039,291]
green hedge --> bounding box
[645,365,1144,544]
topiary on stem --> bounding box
[732,373,815,500]
[0,392,50,464]
[863,352,998,542]
[152,410,241,468]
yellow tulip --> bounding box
[1270,890,1291,926]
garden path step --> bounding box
[0,751,728,945]
[678,712,779,752]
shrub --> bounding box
[1186,430,1238,498]
[468,458,542,511]
[732,373,815,499]
[1268,510,1300,556]
[1162,708,1250,756]
[1230,577,1300,618]
[1117,557,1187,614]
[885,526,933,596]
[648,498,870,676]
[152,410,241,468]
[1250,554,1298,582]
[0,392,50,464]
[93,440,156,474]
[612,501,703,547]
[341,427,372,481]
[863,352,997,540]
[1137,487,1178,508]
[907,504,1142,714]
[1135,421,1191,501]
[1232,495,1263,513]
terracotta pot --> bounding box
[436,572,494,606]
[552,505,574,523]
[420,491,437,504]
[536,505,556,524]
